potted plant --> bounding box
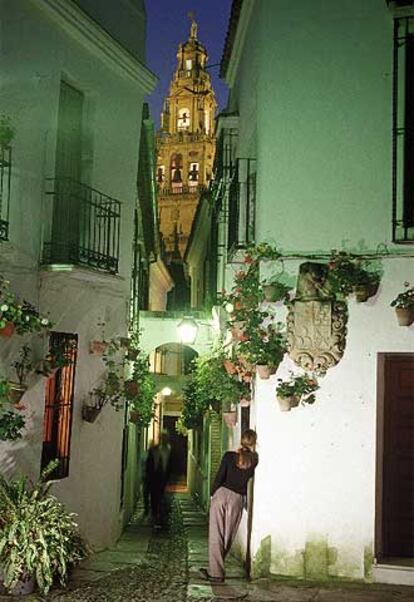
[89,317,110,356]
[261,279,292,303]
[0,379,25,441]
[390,283,414,326]
[9,345,33,403]
[238,322,287,380]
[276,373,319,412]
[0,276,51,336]
[326,252,381,302]
[0,114,15,148]
[0,460,88,595]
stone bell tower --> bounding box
[156,15,216,259]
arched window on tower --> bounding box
[188,162,199,188]
[157,165,165,186]
[171,154,183,193]
[177,107,190,130]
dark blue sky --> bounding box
[145,0,232,128]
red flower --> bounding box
[244,255,254,264]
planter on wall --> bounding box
[125,381,139,397]
[256,363,279,380]
[223,410,237,428]
[395,307,414,327]
[89,340,109,356]
[129,410,141,424]
[277,395,300,412]
[82,405,101,423]
[353,282,378,303]
[8,382,27,404]
[0,322,15,337]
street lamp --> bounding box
[177,316,198,344]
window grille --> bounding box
[227,158,256,252]
[0,145,11,241]
[41,332,78,479]
[392,14,414,242]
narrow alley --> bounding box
[1,494,412,602]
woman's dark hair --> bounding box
[236,429,257,469]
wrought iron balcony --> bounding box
[0,145,11,242]
[227,158,256,252]
[42,178,121,274]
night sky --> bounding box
[145,0,233,128]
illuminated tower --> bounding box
[156,16,216,259]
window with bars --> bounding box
[41,332,78,479]
[227,158,256,253]
[392,13,414,242]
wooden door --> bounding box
[377,354,414,559]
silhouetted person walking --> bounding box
[200,429,258,583]
[146,430,172,527]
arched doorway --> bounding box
[151,343,198,491]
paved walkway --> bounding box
[0,493,413,601]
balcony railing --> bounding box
[227,158,256,252]
[0,145,11,242]
[157,184,207,196]
[42,178,121,274]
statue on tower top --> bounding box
[188,11,197,40]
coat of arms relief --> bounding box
[286,262,348,374]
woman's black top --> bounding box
[211,451,258,497]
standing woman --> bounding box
[200,429,258,583]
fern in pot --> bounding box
[0,461,88,595]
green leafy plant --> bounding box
[326,252,381,298]
[0,379,25,441]
[276,373,319,405]
[11,345,33,386]
[238,322,287,367]
[0,461,88,594]
[0,276,51,334]
[390,282,414,309]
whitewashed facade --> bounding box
[216,0,414,587]
[0,0,156,549]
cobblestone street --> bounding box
[1,494,413,602]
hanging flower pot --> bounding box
[125,380,139,397]
[256,364,273,380]
[0,321,15,337]
[82,405,101,423]
[89,340,109,356]
[129,410,141,424]
[395,307,414,327]
[277,394,300,412]
[231,321,246,342]
[8,382,27,404]
[223,359,237,375]
[353,281,379,303]
[223,410,238,428]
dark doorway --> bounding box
[163,415,188,486]
[376,353,414,560]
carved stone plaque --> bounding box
[287,300,347,374]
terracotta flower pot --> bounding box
[129,410,141,424]
[223,359,237,375]
[8,382,27,404]
[82,406,101,423]
[256,364,272,380]
[125,380,139,397]
[395,307,414,327]
[277,395,300,412]
[353,282,378,303]
[0,321,15,337]
[231,321,246,342]
[89,340,109,356]
[223,410,238,428]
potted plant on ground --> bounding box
[390,283,414,326]
[276,373,319,412]
[0,460,88,595]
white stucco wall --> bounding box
[0,0,155,549]
[224,0,414,584]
